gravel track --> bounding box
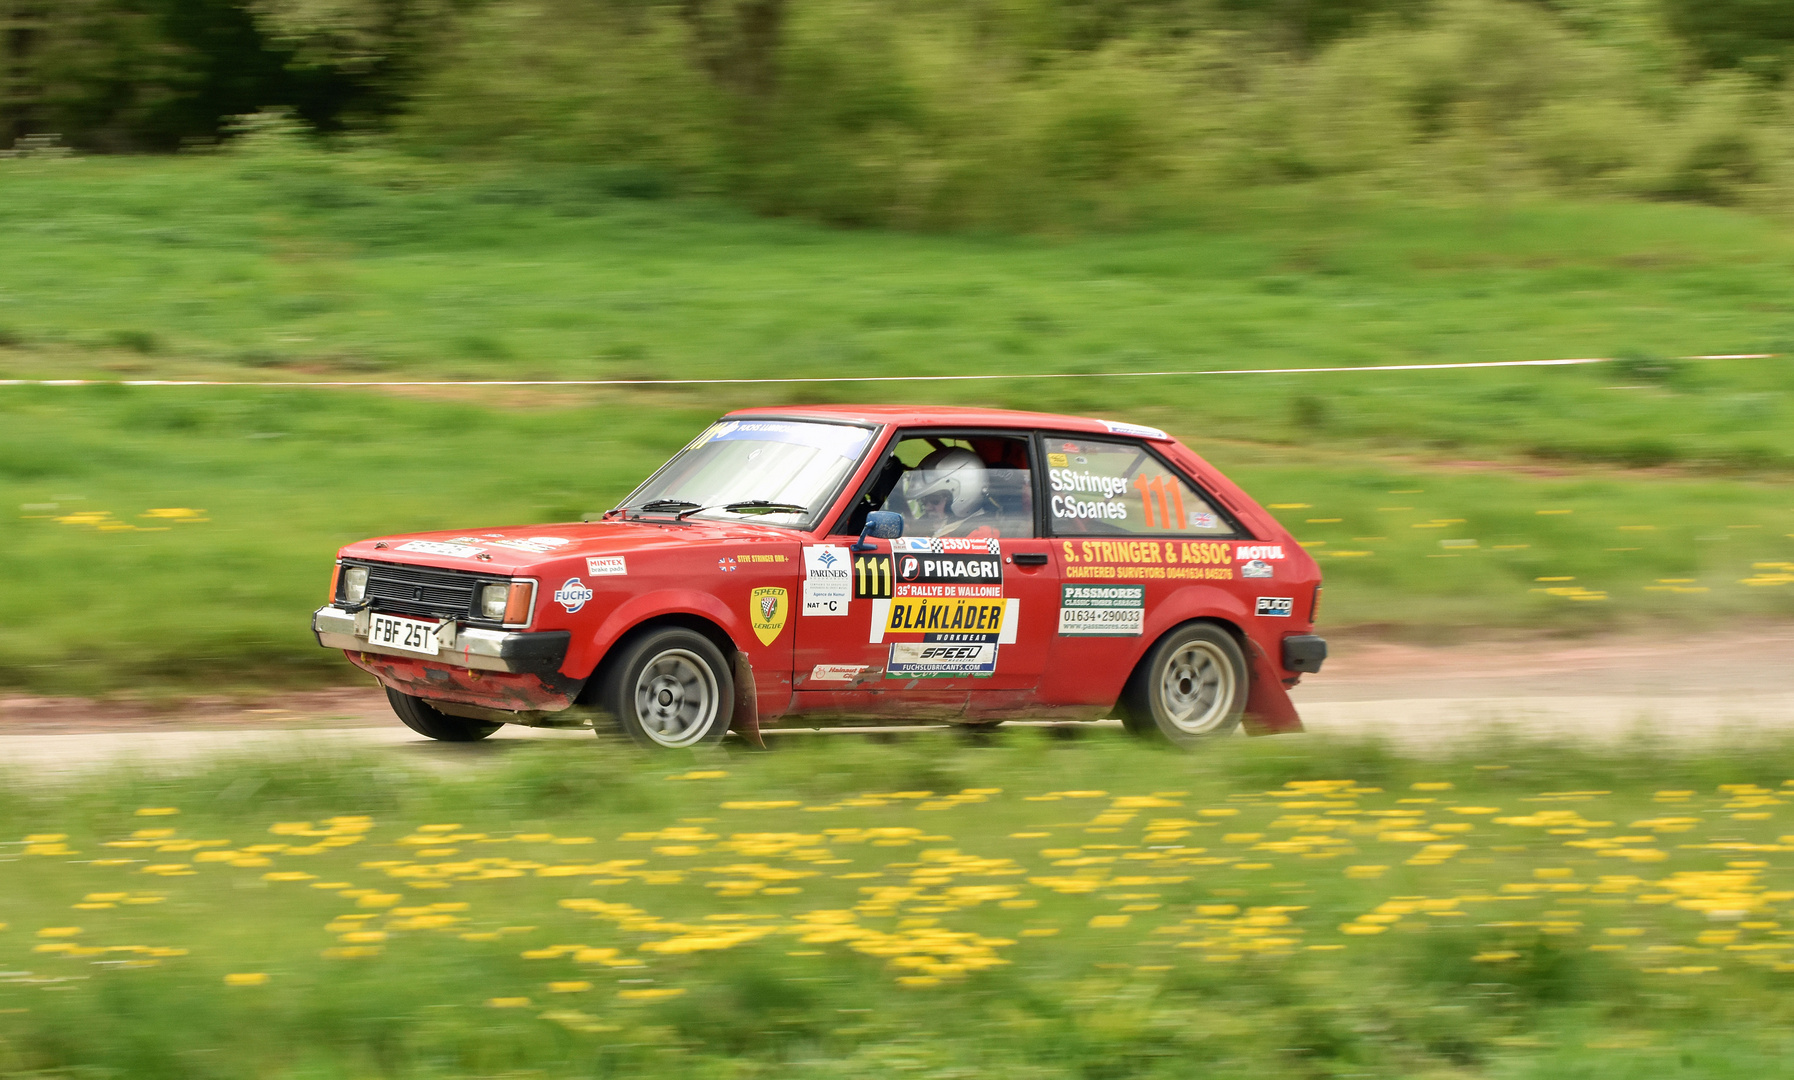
[4,627,1791,773]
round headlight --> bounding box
[480,583,509,620]
[343,566,368,603]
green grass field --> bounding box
[7,733,1794,1078]
[5,150,1794,693]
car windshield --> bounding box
[620,419,874,527]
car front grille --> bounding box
[345,559,489,621]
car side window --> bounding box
[1044,436,1237,538]
[838,433,1036,539]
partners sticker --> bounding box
[1057,584,1145,637]
[886,642,997,679]
[802,545,852,617]
[397,540,483,558]
[554,577,594,613]
[1255,596,1294,617]
[750,587,789,645]
[586,556,627,577]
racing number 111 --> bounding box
[1134,474,1187,530]
[854,554,893,598]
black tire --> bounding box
[385,687,502,742]
[1118,622,1247,747]
[595,627,735,749]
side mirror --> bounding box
[852,510,903,552]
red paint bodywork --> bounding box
[329,406,1321,732]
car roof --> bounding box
[722,404,1169,440]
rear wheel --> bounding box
[1119,623,1246,747]
[386,687,502,742]
[596,628,735,749]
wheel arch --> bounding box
[1114,614,1301,736]
[579,611,740,707]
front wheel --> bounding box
[595,628,735,749]
[386,688,502,742]
[1118,623,1247,747]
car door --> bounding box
[793,429,1056,703]
[1036,431,1244,707]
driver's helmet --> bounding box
[905,448,988,519]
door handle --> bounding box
[1012,552,1049,566]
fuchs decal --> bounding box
[554,577,594,613]
[749,586,789,645]
[1255,596,1294,617]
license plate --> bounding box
[367,613,440,656]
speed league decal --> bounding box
[586,556,627,576]
[749,586,789,645]
[1255,596,1295,617]
[554,577,594,613]
[802,545,852,616]
[1057,584,1145,636]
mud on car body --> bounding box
[312,406,1326,748]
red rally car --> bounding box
[312,406,1326,748]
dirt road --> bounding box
[3,626,1790,773]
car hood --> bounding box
[337,518,802,574]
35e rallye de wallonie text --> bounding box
[313,406,1326,748]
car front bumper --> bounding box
[311,605,571,676]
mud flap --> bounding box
[730,652,765,749]
[1241,637,1304,736]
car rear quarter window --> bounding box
[1044,435,1237,538]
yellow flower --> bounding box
[134,808,180,817]
[1473,951,1519,963]
[224,972,269,986]
[37,927,81,938]
[617,988,685,1002]
[487,997,532,1008]
[548,981,592,993]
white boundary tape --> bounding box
[0,354,1772,388]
